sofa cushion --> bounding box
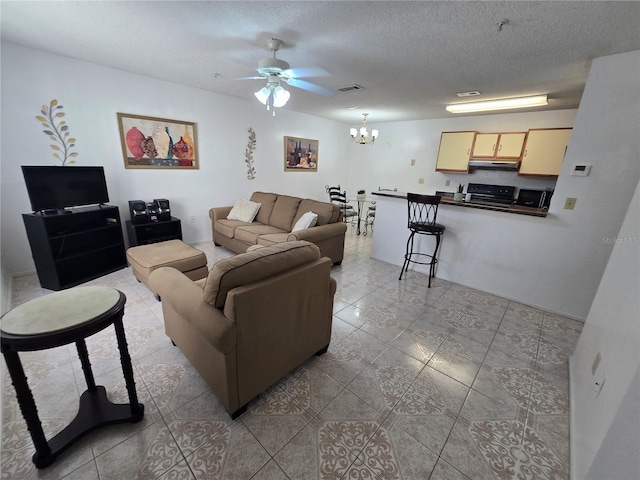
[269,195,302,231]
[250,192,278,225]
[291,211,318,232]
[294,199,338,226]
[215,218,254,238]
[256,233,290,246]
[203,240,321,309]
[227,199,261,223]
[234,224,285,244]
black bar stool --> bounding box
[399,193,445,287]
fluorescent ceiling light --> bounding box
[446,94,548,114]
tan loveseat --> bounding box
[148,241,336,418]
[209,192,347,265]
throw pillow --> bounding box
[291,211,318,232]
[227,199,261,223]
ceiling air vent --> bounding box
[456,91,481,97]
[337,84,364,92]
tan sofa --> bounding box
[148,241,336,418]
[209,192,347,265]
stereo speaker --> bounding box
[128,200,149,224]
[154,198,171,221]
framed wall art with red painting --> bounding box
[117,113,198,169]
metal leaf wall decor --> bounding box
[35,99,78,165]
[245,127,257,179]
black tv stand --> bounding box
[23,205,127,290]
[126,217,182,247]
[39,208,73,216]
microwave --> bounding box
[515,189,553,209]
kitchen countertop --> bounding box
[372,191,549,217]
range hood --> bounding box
[468,160,520,171]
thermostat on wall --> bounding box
[570,164,591,176]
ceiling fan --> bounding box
[239,38,335,113]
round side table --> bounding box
[1,286,144,469]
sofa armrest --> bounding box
[287,222,347,243]
[210,206,233,243]
[149,267,236,354]
[209,206,233,222]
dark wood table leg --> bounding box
[76,339,96,391]
[2,351,52,465]
[113,316,144,417]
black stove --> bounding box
[466,183,515,206]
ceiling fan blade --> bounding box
[211,75,264,87]
[282,66,330,79]
[286,78,335,96]
[231,75,264,81]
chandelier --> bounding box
[350,113,379,144]
[254,75,290,116]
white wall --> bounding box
[0,42,350,277]
[566,51,640,468]
[570,179,639,480]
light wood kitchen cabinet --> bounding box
[519,128,572,176]
[435,131,475,172]
[471,132,526,159]
[471,133,498,157]
[496,132,526,158]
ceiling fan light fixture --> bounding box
[272,85,290,107]
[350,113,379,145]
[250,38,333,114]
[446,94,548,113]
[254,86,270,105]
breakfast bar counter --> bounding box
[369,190,556,304]
[372,191,549,217]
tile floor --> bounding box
[1,229,582,479]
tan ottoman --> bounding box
[127,240,208,295]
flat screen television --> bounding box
[22,166,110,213]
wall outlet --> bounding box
[418,178,424,184]
[564,197,577,210]
[190,216,196,224]
[445,179,451,186]
[411,158,416,166]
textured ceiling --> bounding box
[2,1,639,124]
